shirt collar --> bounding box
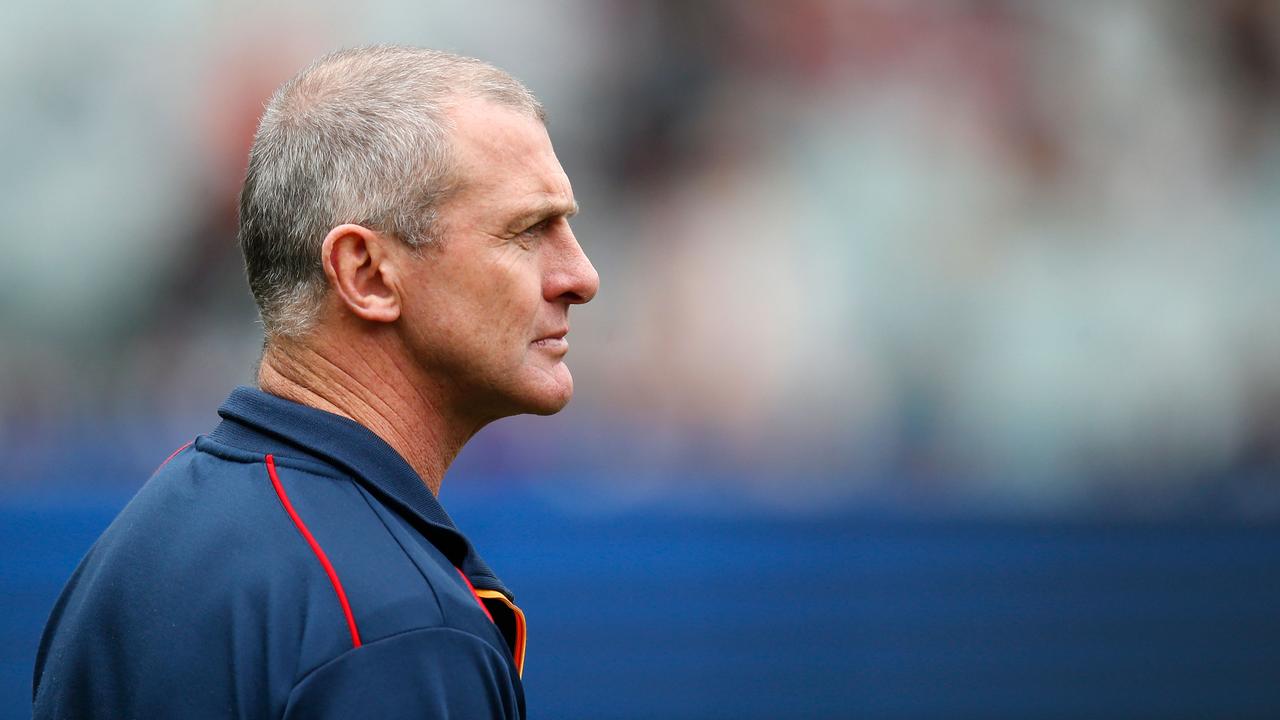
[211,385,511,598]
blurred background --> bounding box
[2,0,1279,717]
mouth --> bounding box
[532,328,569,351]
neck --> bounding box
[256,333,477,495]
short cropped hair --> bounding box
[238,45,545,339]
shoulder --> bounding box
[169,436,504,658]
[56,439,379,667]
[35,433,513,719]
[162,437,476,647]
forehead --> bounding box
[444,97,573,214]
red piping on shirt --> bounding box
[154,441,192,473]
[455,567,496,623]
[265,454,363,648]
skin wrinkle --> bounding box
[346,355,448,471]
[259,96,597,495]
[261,343,459,492]
[503,199,579,236]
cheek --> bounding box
[407,249,544,367]
[476,262,543,354]
[491,256,543,313]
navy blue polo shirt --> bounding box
[33,387,527,719]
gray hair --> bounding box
[238,45,545,339]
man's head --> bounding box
[239,46,598,421]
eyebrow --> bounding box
[506,197,579,232]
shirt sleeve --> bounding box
[282,627,524,719]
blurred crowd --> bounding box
[2,0,1278,518]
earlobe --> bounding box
[321,224,402,324]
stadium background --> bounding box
[2,1,1279,717]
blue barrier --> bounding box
[3,492,1278,719]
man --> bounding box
[32,45,598,719]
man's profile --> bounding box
[32,45,597,719]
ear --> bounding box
[320,224,402,324]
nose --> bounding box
[546,225,599,305]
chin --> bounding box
[519,367,575,416]
[523,386,573,416]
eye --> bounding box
[521,218,553,236]
[515,218,554,248]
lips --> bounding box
[532,328,569,349]
[534,327,568,342]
